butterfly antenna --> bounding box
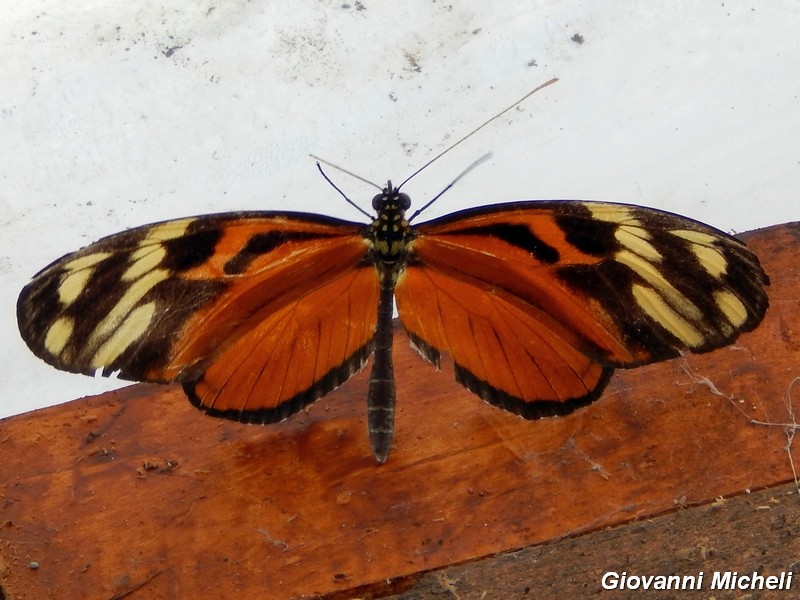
[408,152,492,222]
[313,157,376,219]
[397,77,559,192]
[311,154,384,191]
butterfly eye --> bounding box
[371,193,386,211]
[397,192,411,211]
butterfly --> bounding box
[17,184,768,462]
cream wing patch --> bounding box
[124,245,167,281]
[614,225,660,261]
[583,202,749,349]
[91,302,158,367]
[714,289,748,329]
[143,218,195,242]
[46,252,112,358]
[58,268,94,306]
[44,316,74,356]
[631,284,704,347]
[616,249,703,323]
[57,252,110,306]
[42,223,192,367]
[670,229,729,278]
[87,267,169,352]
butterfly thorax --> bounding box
[369,181,414,266]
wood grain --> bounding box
[387,481,800,599]
[1,222,798,599]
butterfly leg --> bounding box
[367,269,397,463]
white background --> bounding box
[2,0,798,418]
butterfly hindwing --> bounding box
[396,200,769,416]
[183,260,380,422]
[396,259,614,418]
[17,212,377,422]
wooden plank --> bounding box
[1,222,799,599]
[387,481,800,599]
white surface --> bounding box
[1,1,798,418]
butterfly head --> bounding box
[371,181,411,213]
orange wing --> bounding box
[396,201,768,418]
[17,212,379,423]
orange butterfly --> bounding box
[15,80,769,463]
[17,186,768,462]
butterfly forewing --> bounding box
[396,200,768,416]
[17,211,377,422]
